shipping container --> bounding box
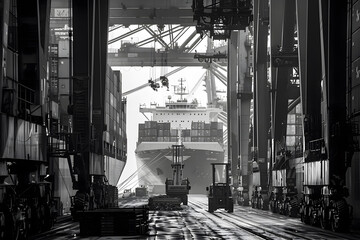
[210,122,218,129]
[352,28,360,61]
[190,129,198,137]
[352,57,360,87]
[58,59,70,78]
[170,129,177,136]
[351,85,360,114]
[191,137,198,142]
[59,78,70,95]
[210,129,218,136]
[163,137,170,142]
[139,124,145,130]
[217,129,223,137]
[58,40,70,57]
[353,0,360,33]
[138,129,145,137]
[183,129,190,137]
[164,129,170,136]
[157,123,164,130]
[145,121,157,128]
[198,137,205,142]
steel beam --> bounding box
[0,0,9,111]
[137,26,185,47]
[189,72,206,96]
[73,0,109,193]
[73,0,93,192]
[109,0,192,9]
[227,31,239,188]
[92,0,109,158]
[206,38,219,106]
[253,0,270,202]
[109,16,195,26]
[108,25,145,44]
[109,8,193,18]
[143,25,169,49]
[296,0,322,145]
[108,0,193,26]
[269,0,298,180]
[108,51,227,67]
[319,0,347,186]
[238,30,252,204]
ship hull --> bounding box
[135,142,225,194]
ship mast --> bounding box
[174,78,187,101]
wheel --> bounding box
[288,198,299,217]
[320,208,329,230]
[310,211,318,226]
[269,200,275,213]
[0,213,5,239]
[301,206,310,224]
[284,203,289,216]
[330,214,340,232]
[251,197,255,208]
[182,195,188,205]
[208,199,214,213]
[258,197,264,210]
[6,219,20,240]
[43,205,54,231]
[227,199,234,213]
[13,222,20,240]
[331,199,349,232]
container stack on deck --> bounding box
[191,122,223,143]
[138,121,223,143]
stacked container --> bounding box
[138,121,223,143]
[157,122,170,142]
[190,121,223,142]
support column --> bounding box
[0,0,9,111]
[90,0,109,175]
[238,30,252,205]
[227,31,239,187]
[254,0,271,208]
[73,0,95,192]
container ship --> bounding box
[135,80,225,194]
